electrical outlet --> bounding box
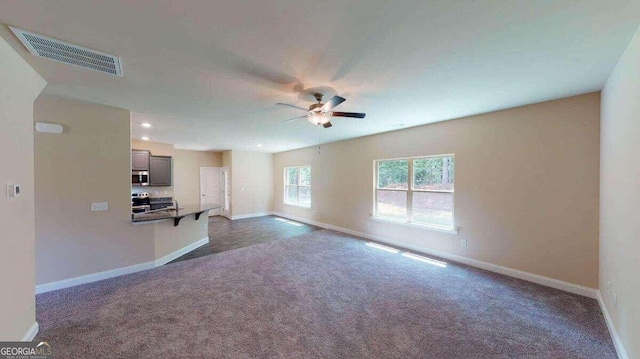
[461,239,468,247]
[613,293,618,309]
[91,202,108,211]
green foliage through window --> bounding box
[284,166,311,207]
[375,155,455,228]
[299,167,311,186]
[413,157,454,191]
[286,168,298,185]
[377,160,408,189]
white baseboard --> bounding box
[35,261,155,294]
[154,237,209,267]
[35,237,210,294]
[231,212,273,220]
[272,211,598,299]
[597,291,629,359]
[21,322,38,342]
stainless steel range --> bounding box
[149,197,174,211]
[131,192,150,213]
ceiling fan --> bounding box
[276,93,366,128]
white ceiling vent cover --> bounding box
[10,27,122,76]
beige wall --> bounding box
[174,149,222,206]
[274,93,600,288]
[154,215,209,260]
[35,96,155,285]
[0,36,46,340]
[222,150,232,168]
[132,140,222,205]
[131,139,174,157]
[600,26,640,359]
[229,150,274,217]
[34,103,221,286]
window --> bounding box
[284,166,311,207]
[374,155,454,229]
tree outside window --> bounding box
[284,166,311,207]
[375,155,454,228]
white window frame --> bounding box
[284,166,311,208]
[373,154,455,232]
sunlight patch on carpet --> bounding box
[365,242,400,253]
[401,252,447,268]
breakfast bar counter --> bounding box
[131,204,221,265]
[132,204,222,225]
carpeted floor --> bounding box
[169,215,322,263]
[36,230,616,358]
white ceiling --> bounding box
[1,1,638,153]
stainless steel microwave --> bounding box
[132,171,149,186]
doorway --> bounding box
[200,167,222,216]
[221,167,231,218]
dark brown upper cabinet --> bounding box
[149,156,172,187]
[131,150,150,171]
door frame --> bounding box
[200,167,222,216]
[220,167,231,219]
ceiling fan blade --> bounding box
[323,122,333,128]
[331,112,366,118]
[321,96,346,112]
[282,115,308,123]
[275,103,308,112]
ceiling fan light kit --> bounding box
[276,92,366,128]
[308,113,331,125]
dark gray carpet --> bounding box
[36,230,616,358]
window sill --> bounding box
[369,216,459,235]
[283,203,311,209]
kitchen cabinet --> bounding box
[132,150,150,171]
[149,156,172,186]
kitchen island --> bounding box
[132,204,221,266]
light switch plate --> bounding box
[91,202,108,211]
[6,184,20,198]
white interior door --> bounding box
[221,167,231,218]
[200,167,221,216]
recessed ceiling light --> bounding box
[257,144,262,147]
[141,123,152,128]
[141,136,150,141]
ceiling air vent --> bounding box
[9,26,122,76]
